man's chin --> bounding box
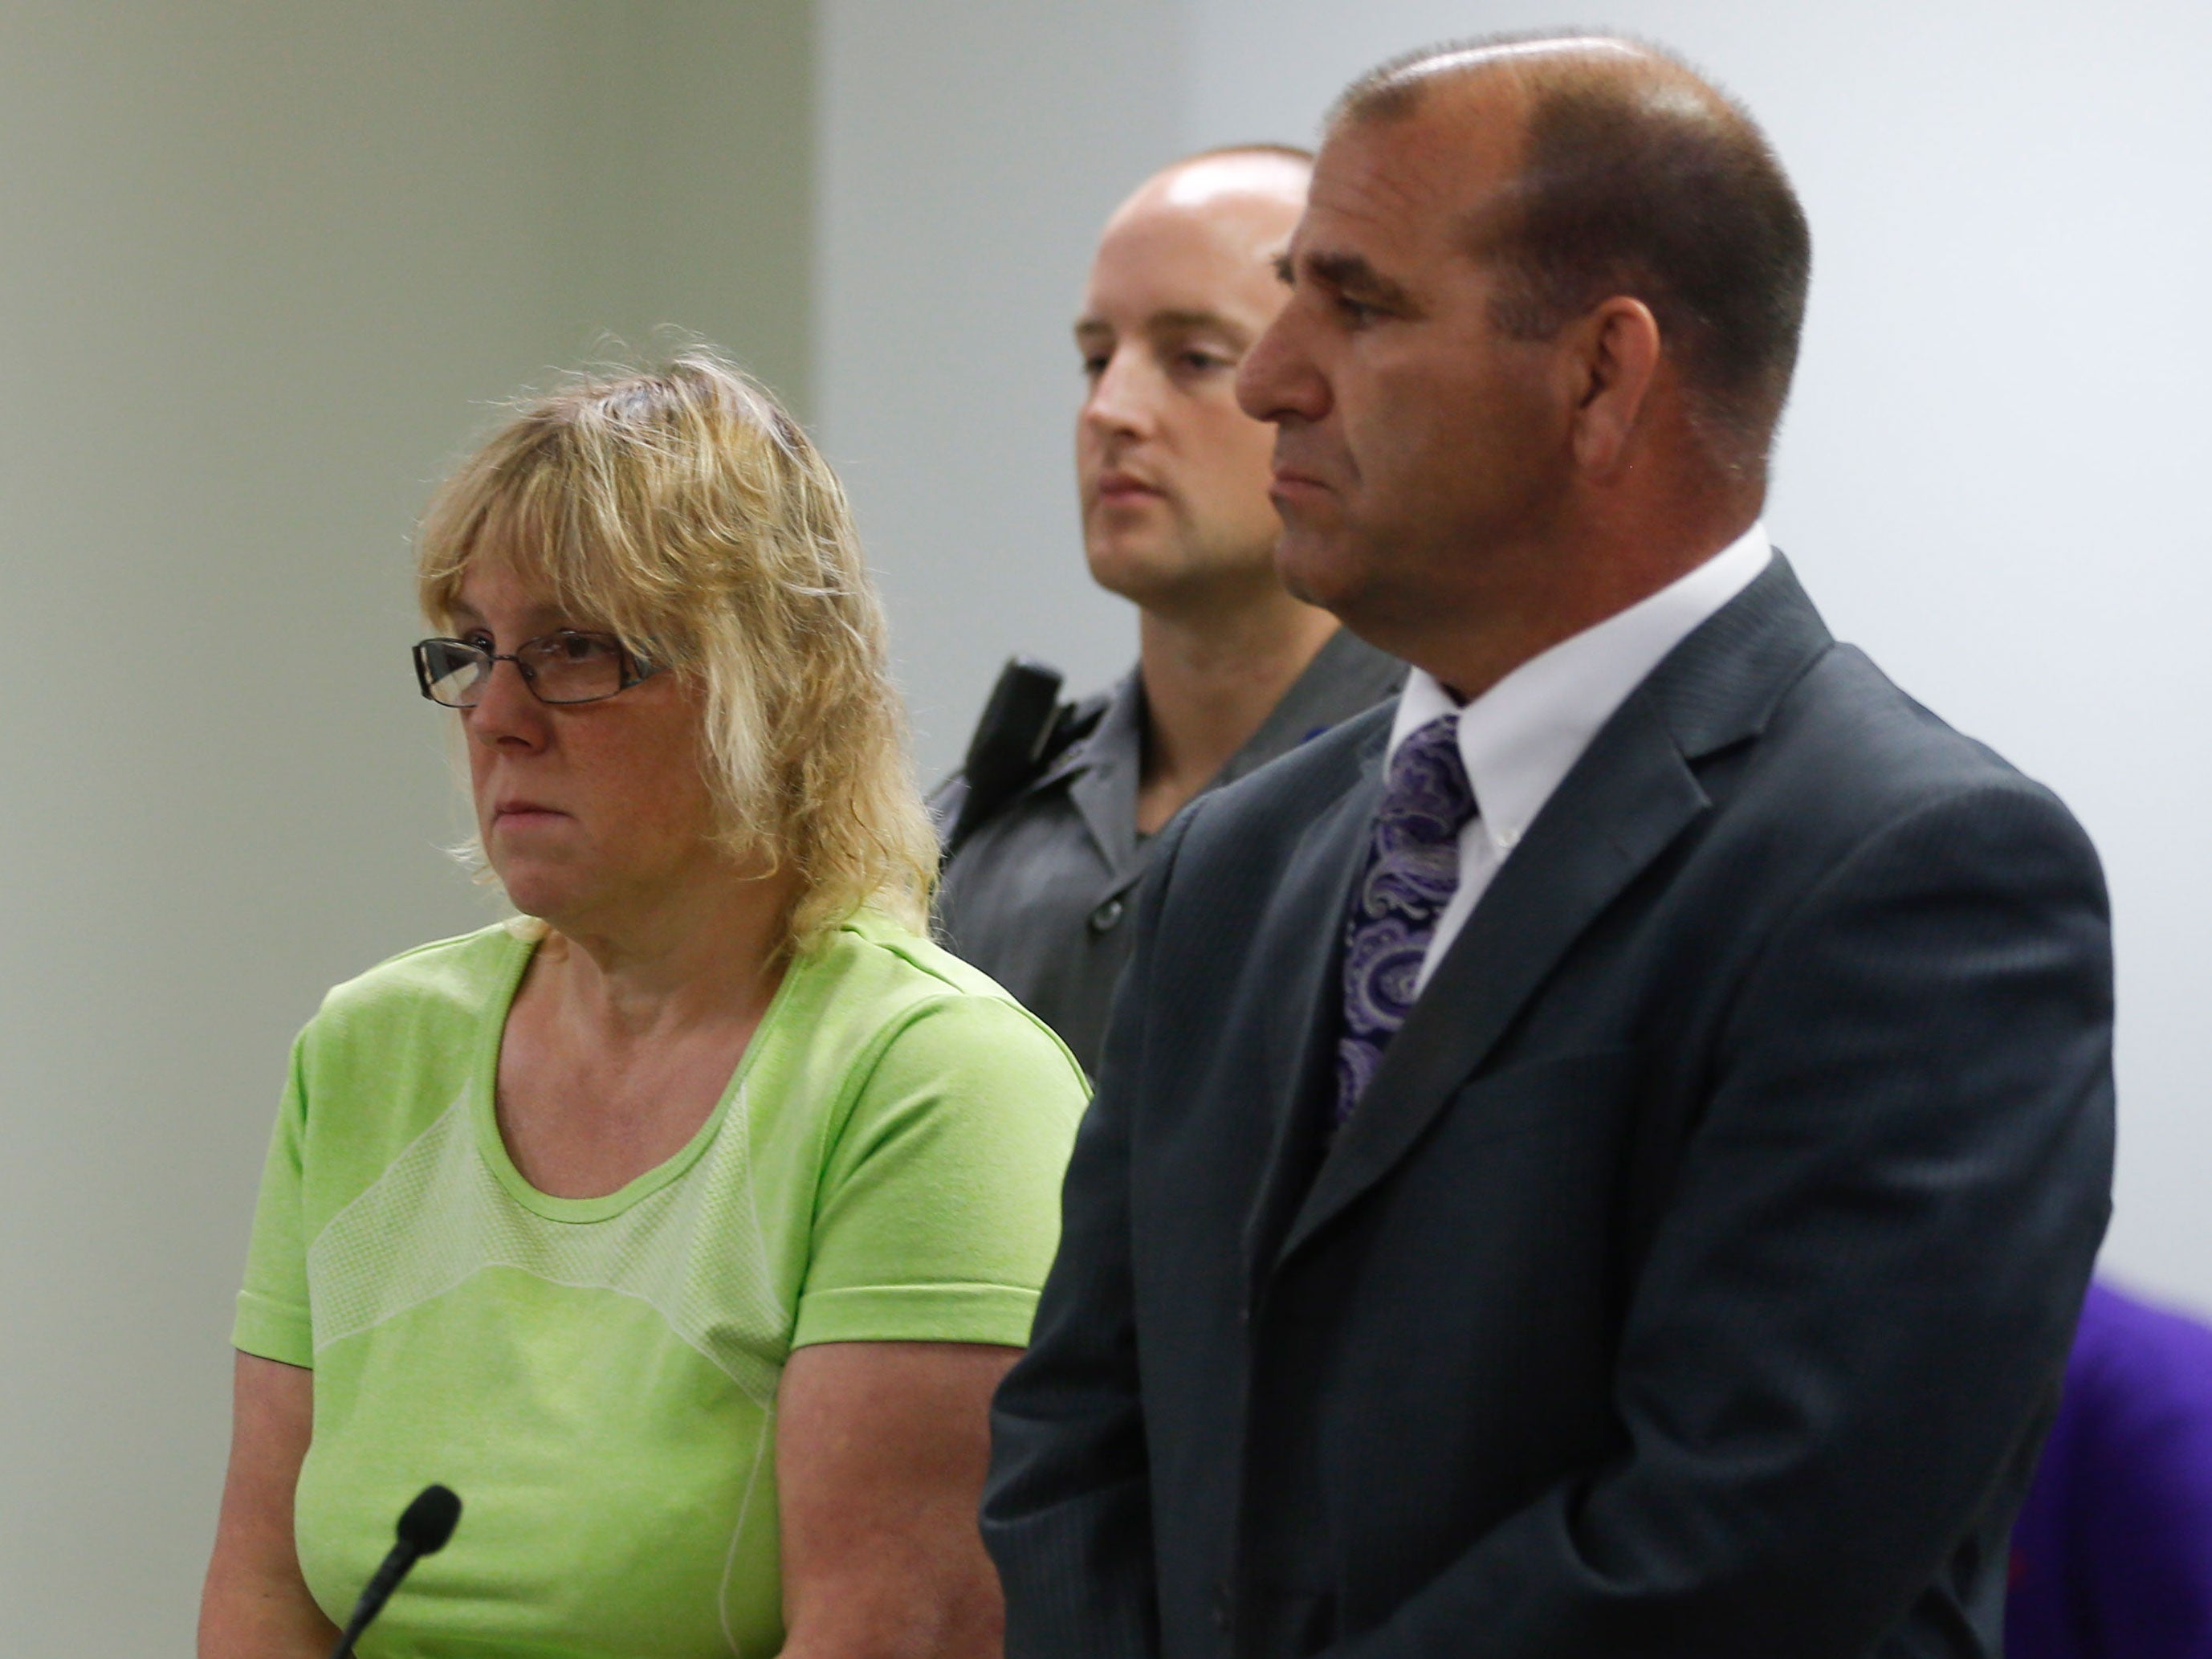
[1084,536,1176,601]
[1273,533,1363,619]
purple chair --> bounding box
[2009,1279,2212,1657]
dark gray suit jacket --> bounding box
[983,560,2115,1657]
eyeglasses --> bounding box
[413,630,660,708]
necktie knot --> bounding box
[1378,712,1477,847]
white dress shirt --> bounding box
[1390,523,1774,996]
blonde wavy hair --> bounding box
[416,350,937,953]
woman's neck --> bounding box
[495,860,800,1200]
[532,859,800,1043]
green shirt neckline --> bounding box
[467,923,811,1225]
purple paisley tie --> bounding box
[1335,713,1476,1125]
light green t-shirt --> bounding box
[234,911,1086,1659]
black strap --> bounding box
[942,658,1102,861]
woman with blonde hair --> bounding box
[199,353,1086,1657]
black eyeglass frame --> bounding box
[412,630,662,708]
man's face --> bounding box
[1076,157,1306,609]
[1236,93,1572,641]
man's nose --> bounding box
[1236,305,1325,426]
[1082,348,1158,438]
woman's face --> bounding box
[450,557,724,931]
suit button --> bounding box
[1088,896,1126,934]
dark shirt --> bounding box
[933,626,1403,1074]
[2009,1279,2212,1658]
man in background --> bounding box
[934,145,1401,1075]
[985,31,2112,1655]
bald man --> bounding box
[933,147,1402,1077]
[986,31,2111,1657]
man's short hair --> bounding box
[1334,32,1811,478]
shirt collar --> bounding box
[1387,522,1773,856]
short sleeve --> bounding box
[232,1031,315,1368]
[792,994,1087,1351]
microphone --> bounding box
[327,1484,462,1659]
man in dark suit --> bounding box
[983,30,2114,1659]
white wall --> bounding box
[816,0,1183,778]
[0,3,811,1646]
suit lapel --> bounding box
[1272,555,1834,1270]
[1240,715,1389,1290]
[1277,691,1705,1266]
